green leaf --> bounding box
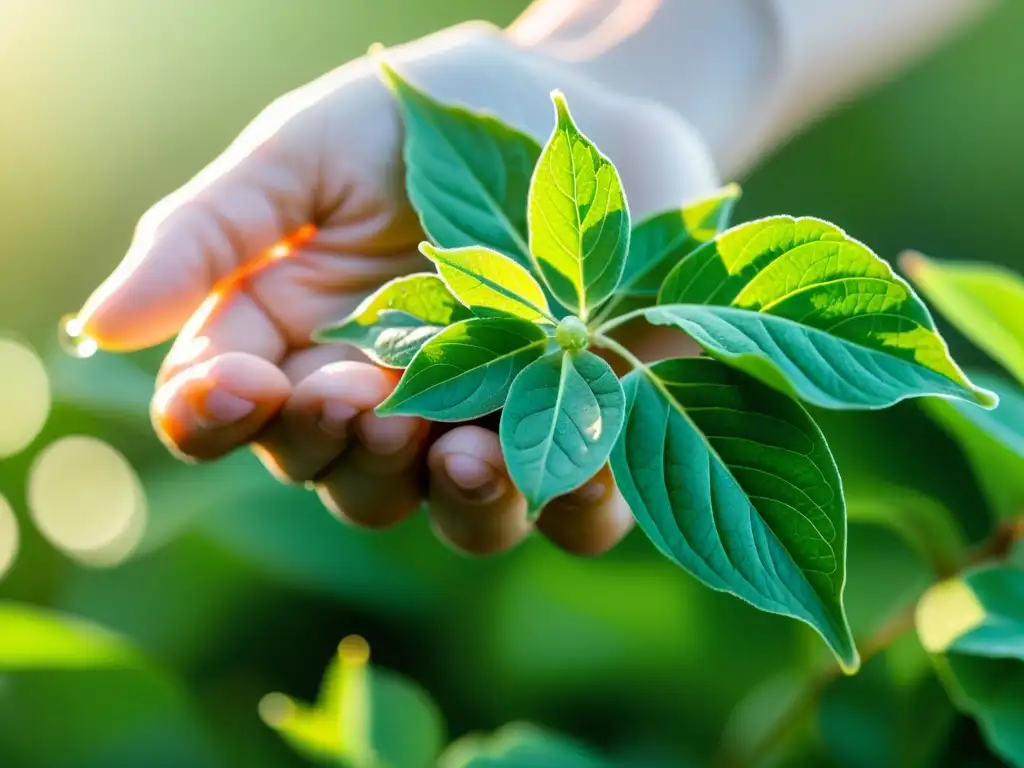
[376,61,539,267]
[314,273,473,367]
[378,317,548,421]
[500,350,625,515]
[903,252,1024,386]
[609,357,857,670]
[645,216,995,409]
[916,565,1024,766]
[439,723,610,768]
[420,243,553,324]
[528,92,630,317]
[923,371,1024,518]
[0,603,215,767]
[619,184,741,299]
[261,637,444,768]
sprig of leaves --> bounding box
[314,62,996,670]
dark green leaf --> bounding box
[377,318,548,421]
[651,216,994,409]
[528,92,629,317]
[903,252,1024,386]
[314,273,472,367]
[377,61,539,266]
[500,350,625,515]
[609,357,857,669]
[420,243,553,323]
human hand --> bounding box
[74,21,719,556]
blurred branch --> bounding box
[715,515,1024,768]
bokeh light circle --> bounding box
[27,436,147,566]
[0,493,19,581]
[0,338,51,458]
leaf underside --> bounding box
[314,273,471,367]
[610,356,857,669]
[500,350,625,515]
[651,215,995,410]
[377,318,548,422]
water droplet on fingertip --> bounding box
[58,314,98,359]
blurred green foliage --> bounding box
[2,1,1024,766]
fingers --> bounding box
[426,431,633,557]
[536,464,634,556]
[77,100,321,352]
[427,426,531,556]
[152,352,291,462]
[252,359,428,530]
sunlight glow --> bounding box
[0,338,51,457]
[27,436,147,566]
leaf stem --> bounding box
[714,515,1024,768]
[592,307,650,336]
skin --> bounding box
[73,22,720,556]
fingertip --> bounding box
[427,426,530,556]
[78,229,212,352]
[536,465,634,556]
[153,353,291,461]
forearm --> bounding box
[509,0,992,177]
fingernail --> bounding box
[356,413,418,456]
[198,388,255,428]
[443,453,504,504]
[319,400,357,439]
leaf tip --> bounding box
[549,89,572,127]
[417,240,441,260]
[974,385,1001,409]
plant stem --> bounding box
[592,307,650,336]
[591,332,649,374]
[715,516,1024,768]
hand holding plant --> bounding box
[314,59,995,669]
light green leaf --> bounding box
[377,318,548,421]
[645,216,995,409]
[420,243,553,323]
[619,184,741,299]
[314,273,472,367]
[528,92,629,317]
[439,723,610,768]
[916,565,1024,766]
[923,370,1024,518]
[261,637,444,768]
[376,61,539,267]
[609,357,857,670]
[903,252,1024,386]
[500,350,625,516]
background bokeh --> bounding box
[0,1,1022,766]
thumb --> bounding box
[75,89,324,352]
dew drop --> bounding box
[58,314,98,359]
